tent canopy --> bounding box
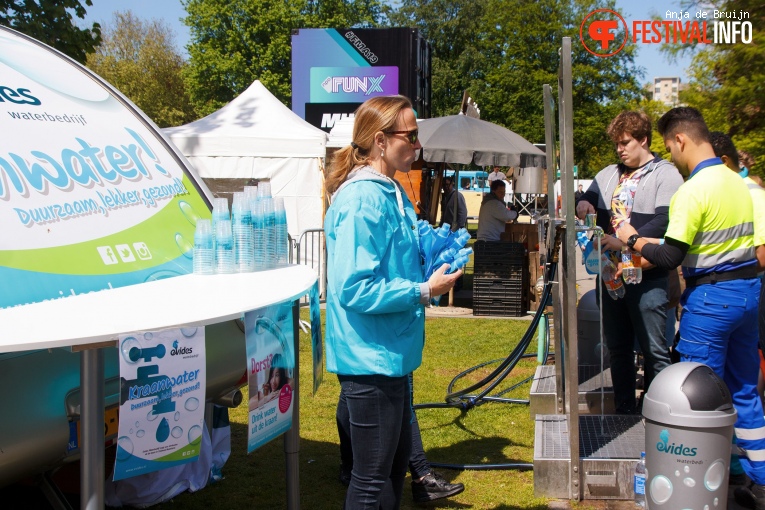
[164,80,327,159]
[162,80,328,238]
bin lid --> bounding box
[642,362,736,427]
[576,289,600,322]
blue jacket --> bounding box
[324,166,427,376]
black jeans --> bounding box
[337,374,411,509]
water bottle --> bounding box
[215,219,235,274]
[602,255,625,299]
[262,197,276,269]
[633,251,643,284]
[274,196,289,266]
[622,245,637,284]
[634,451,646,507]
[449,247,473,274]
[192,219,214,275]
[232,192,254,273]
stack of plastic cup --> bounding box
[193,219,214,275]
[274,196,289,266]
[215,219,235,274]
[261,197,276,269]
[232,192,254,272]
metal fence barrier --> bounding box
[292,229,326,305]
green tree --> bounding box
[0,0,101,63]
[183,0,383,116]
[86,11,196,128]
[676,0,765,178]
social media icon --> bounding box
[133,242,152,260]
[97,246,119,265]
[115,244,136,263]
[589,20,618,50]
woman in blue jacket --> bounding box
[324,95,461,509]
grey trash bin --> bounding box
[576,289,609,367]
[642,362,737,508]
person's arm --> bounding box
[617,222,688,269]
[575,182,601,219]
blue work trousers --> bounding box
[677,278,765,485]
[601,274,671,413]
[337,374,412,509]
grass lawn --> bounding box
[151,309,560,510]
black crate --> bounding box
[473,263,524,279]
[473,278,524,300]
[473,241,525,258]
[472,297,525,317]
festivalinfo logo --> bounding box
[580,7,753,57]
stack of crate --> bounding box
[472,241,527,317]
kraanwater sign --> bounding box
[0,27,211,309]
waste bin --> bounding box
[642,362,737,508]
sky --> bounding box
[81,0,696,86]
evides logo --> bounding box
[580,9,629,57]
[170,339,193,356]
[656,429,698,457]
[0,85,41,105]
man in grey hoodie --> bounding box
[576,111,683,414]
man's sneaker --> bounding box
[411,471,465,503]
[734,482,765,510]
[339,465,351,487]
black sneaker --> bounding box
[411,471,465,503]
[339,465,351,487]
[735,482,765,510]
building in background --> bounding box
[650,77,686,107]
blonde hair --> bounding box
[325,95,413,194]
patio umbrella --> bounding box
[417,114,546,168]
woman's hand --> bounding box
[427,263,462,297]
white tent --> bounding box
[163,80,328,238]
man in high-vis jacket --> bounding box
[617,107,765,510]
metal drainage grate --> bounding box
[532,365,612,393]
[535,414,643,460]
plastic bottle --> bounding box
[633,251,643,284]
[449,247,473,274]
[215,219,235,274]
[602,254,626,299]
[634,451,646,508]
[192,219,214,275]
[622,245,637,284]
[273,196,289,266]
[232,192,254,273]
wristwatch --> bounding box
[627,234,640,249]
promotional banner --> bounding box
[0,28,211,309]
[115,327,206,481]
[246,301,295,453]
[309,281,324,394]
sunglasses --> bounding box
[384,129,419,145]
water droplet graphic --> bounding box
[135,421,140,428]
[171,426,183,439]
[675,470,681,477]
[684,465,690,473]
[144,332,153,341]
[174,411,181,422]
[185,397,199,412]
[683,477,696,487]
[120,337,141,363]
[179,201,201,226]
[189,425,203,445]
[144,270,182,282]
[180,327,197,338]
[714,497,719,506]
[704,460,725,491]
[147,410,158,422]
[116,436,133,461]
[650,475,673,505]
[129,428,133,434]
[136,429,145,438]
[176,233,193,259]
[156,417,170,442]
